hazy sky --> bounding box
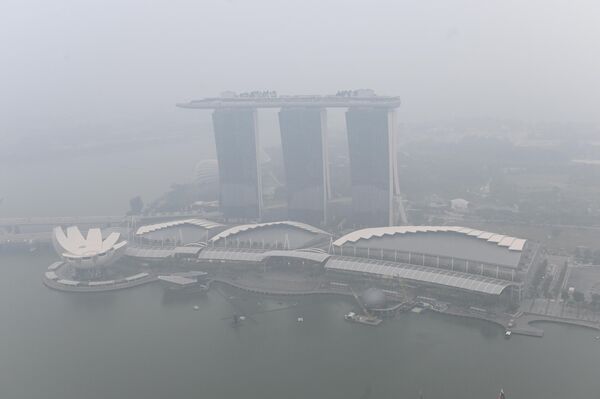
[2,0,599,139]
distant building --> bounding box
[450,198,469,212]
[179,92,403,226]
[212,108,262,220]
[346,107,401,226]
[194,159,218,185]
[279,107,330,226]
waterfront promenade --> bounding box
[39,256,600,337]
[43,273,156,292]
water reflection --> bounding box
[160,289,209,307]
[5,253,600,399]
[61,291,118,311]
[431,312,502,339]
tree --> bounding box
[592,249,600,265]
[591,293,600,310]
[531,260,547,292]
[572,290,585,303]
[128,196,144,215]
[541,275,553,298]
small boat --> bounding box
[497,388,506,399]
[193,305,200,311]
[297,317,304,323]
[344,312,382,326]
[505,330,512,338]
[344,312,357,321]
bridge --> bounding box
[0,215,127,227]
[0,211,216,245]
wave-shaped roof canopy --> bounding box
[136,219,224,236]
[333,226,526,252]
[209,221,330,243]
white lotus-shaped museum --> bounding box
[52,226,127,269]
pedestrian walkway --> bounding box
[523,298,600,323]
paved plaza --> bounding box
[524,298,600,324]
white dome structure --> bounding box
[194,159,218,185]
[52,226,127,269]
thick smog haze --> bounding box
[4,3,600,399]
[2,0,600,141]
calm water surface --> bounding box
[1,251,599,399]
[2,142,599,398]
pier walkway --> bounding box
[209,276,353,298]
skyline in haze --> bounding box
[1,0,600,141]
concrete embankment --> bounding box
[43,274,157,293]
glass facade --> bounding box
[345,107,397,226]
[212,108,262,220]
[278,107,329,225]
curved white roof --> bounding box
[333,226,527,252]
[209,221,330,243]
[136,218,224,236]
[52,226,127,268]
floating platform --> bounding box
[157,273,209,293]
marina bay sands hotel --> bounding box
[177,91,404,227]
